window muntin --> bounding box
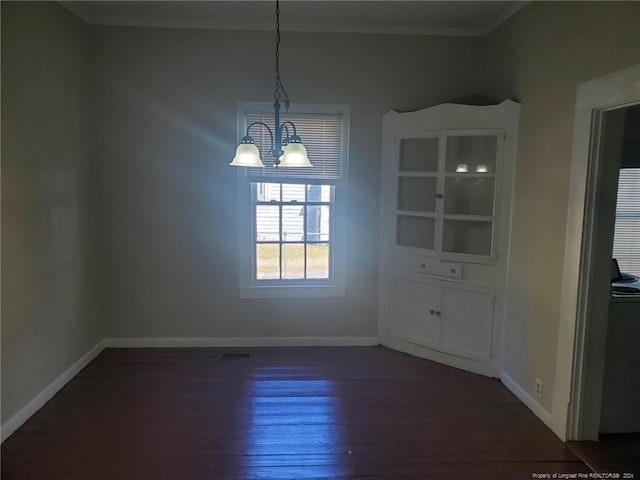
[613,168,640,277]
[254,183,333,282]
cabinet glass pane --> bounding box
[398,177,437,212]
[399,138,439,172]
[446,135,497,173]
[397,215,435,250]
[442,220,493,256]
[444,178,495,216]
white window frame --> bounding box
[236,102,349,299]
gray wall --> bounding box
[1,2,101,423]
[92,26,483,338]
[483,1,640,411]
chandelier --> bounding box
[229,0,312,168]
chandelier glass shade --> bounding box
[229,0,312,169]
[229,139,263,167]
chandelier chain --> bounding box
[273,0,289,108]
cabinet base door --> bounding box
[439,282,494,362]
[388,276,440,350]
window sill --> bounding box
[239,285,346,299]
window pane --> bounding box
[446,135,497,173]
[320,185,332,202]
[256,205,280,241]
[282,184,306,202]
[282,205,304,241]
[282,243,305,279]
[307,244,329,279]
[306,205,330,242]
[306,184,322,202]
[256,244,280,279]
[256,183,281,202]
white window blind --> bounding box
[246,112,343,184]
[612,168,640,276]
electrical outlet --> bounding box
[535,378,543,398]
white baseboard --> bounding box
[104,336,380,348]
[500,370,552,428]
[1,340,105,443]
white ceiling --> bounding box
[60,1,529,37]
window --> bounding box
[255,183,332,281]
[236,103,349,298]
[613,168,640,277]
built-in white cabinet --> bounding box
[379,101,520,377]
[390,276,494,362]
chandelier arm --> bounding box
[280,123,291,143]
[280,121,297,139]
[246,121,275,154]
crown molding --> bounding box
[59,1,95,24]
[59,1,531,37]
[478,1,530,36]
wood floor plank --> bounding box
[2,346,592,479]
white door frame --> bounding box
[551,63,640,441]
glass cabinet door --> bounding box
[393,132,500,260]
[396,137,439,250]
[442,134,498,257]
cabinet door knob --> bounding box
[435,193,444,199]
[429,309,435,315]
[435,311,441,316]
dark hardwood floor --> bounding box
[2,346,591,479]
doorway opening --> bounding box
[552,64,640,459]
